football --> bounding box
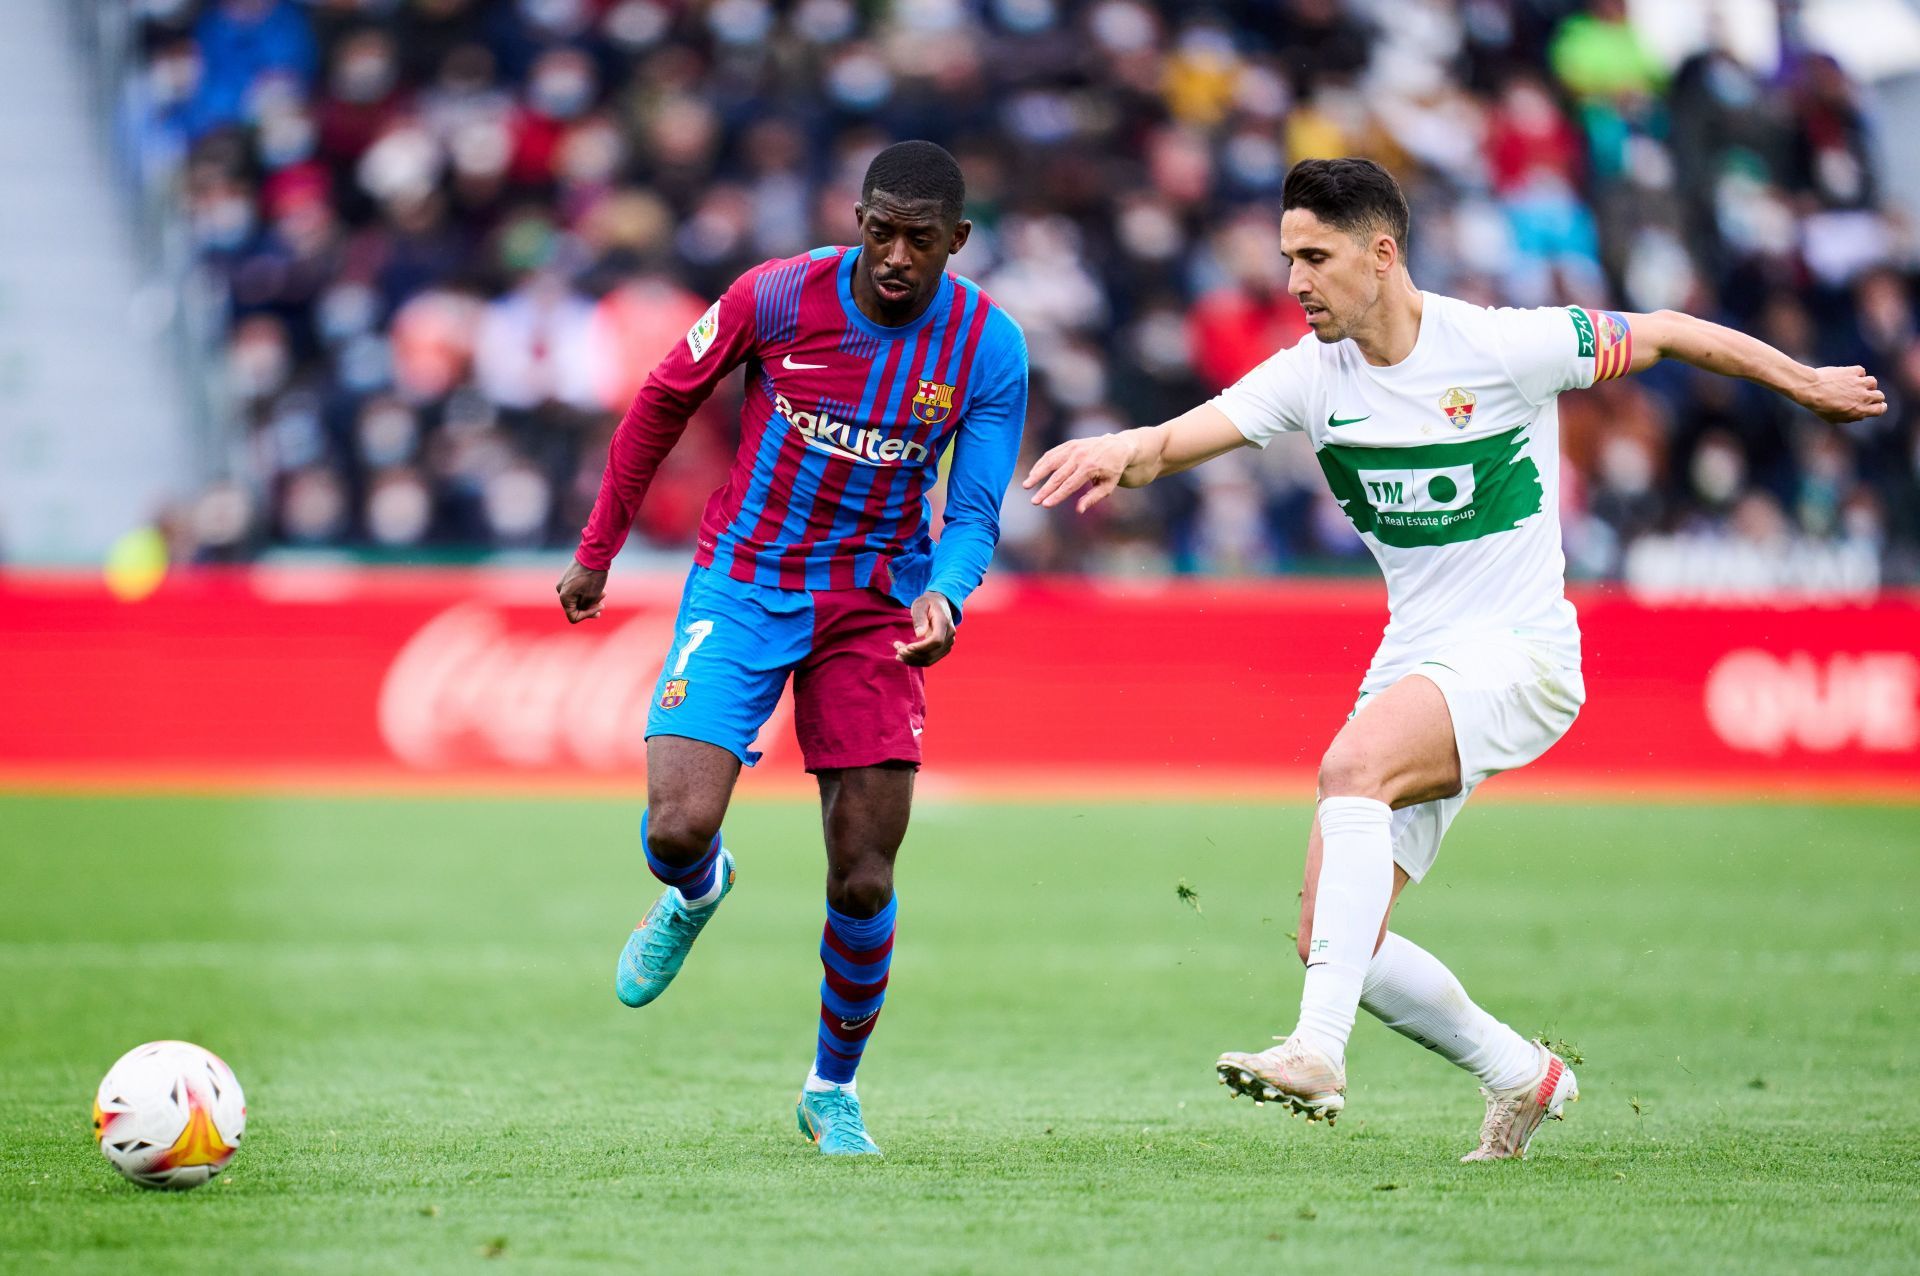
[92,1041,246,1191]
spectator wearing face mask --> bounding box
[117,0,1918,584]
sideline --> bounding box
[2,765,1914,805]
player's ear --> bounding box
[853,203,868,234]
[948,218,972,255]
[1374,232,1398,277]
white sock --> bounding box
[803,1065,855,1095]
[1361,933,1539,1091]
[1292,796,1394,1063]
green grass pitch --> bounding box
[1,792,1916,1273]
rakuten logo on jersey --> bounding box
[776,393,929,467]
[1704,649,1919,756]
[378,603,671,770]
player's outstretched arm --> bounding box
[1023,403,1248,512]
[1625,309,1887,424]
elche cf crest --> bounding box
[1438,386,1477,429]
[911,379,956,425]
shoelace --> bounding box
[638,899,703,967]
[1263,1037,1317,1073]
[1475,1087,1524,1150]
[810,1090,860,1121]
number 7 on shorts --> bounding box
[672,620,715,677]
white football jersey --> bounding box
[1212,292,1633,691]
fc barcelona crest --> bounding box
[1438,386,1477,429]
[911,379,956,426]
[659,678,688,709]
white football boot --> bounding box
[1460,1042,1579,1162]
[1215,1036,1347,1125]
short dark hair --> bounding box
[1282,157,1410,255]
[861,140,966,224]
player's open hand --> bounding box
[1799,365,1888,424]
[895,591,956,666]
[555,559,608,624]
[1024,433,1137,513]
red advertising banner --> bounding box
[1,568,1915,797]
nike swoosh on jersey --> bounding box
[783,355,829,370]
[1328,412,1371,428]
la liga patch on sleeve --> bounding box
[686,299,721,361]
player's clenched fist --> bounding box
[555,559,608,623]
[1797,365,1888,424]
[893,591,956,666]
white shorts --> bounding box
[1351,637,1586,884]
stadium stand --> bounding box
[108,0,1920,591]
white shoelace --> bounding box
[1475,1087,1524,1150]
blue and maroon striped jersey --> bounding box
[577,246,1028,616]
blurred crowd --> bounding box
[119,0,1920,587]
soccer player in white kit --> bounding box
[1025,158,1887,1161]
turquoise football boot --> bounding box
[614,850,735,1008]
[796,1088,883,1157]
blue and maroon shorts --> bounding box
[644,565,926,770]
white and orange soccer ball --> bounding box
[92,1041,246,1190]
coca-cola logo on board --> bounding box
[378,604,674,770]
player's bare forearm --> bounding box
[1149,403,1251,476]
[1629,309,1887,424]
[1023,404,1246,512]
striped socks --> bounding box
[813,896,896,1086]
[640,811,725,909]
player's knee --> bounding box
[645,804,721,866]
[1317,744,1385,800]
[826,858,894,918]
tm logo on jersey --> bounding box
[1361,465,1476,512]
[1319,426,1543,548]
[775,393,932,467]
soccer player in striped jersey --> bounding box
[556,141,1027,1156]
[1027,157,1884,1161]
